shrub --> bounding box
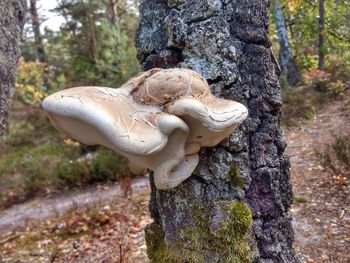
[303,68,345,98]
[89,148,129,182]
[326,53,350,83]
[55,147,129,186]
[15,59,50,106]
[281,86,328,126]
[303,68,331,91]
[316,135,350,184]
[0,143,81,203]
[56,160,90,186]
[327,80,345,98]
[0,143,130,207]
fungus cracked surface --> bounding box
[43,68,248,189]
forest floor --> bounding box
[0,92,349,263]
[286,91,350,263]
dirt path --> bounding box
[285,93,350,263]
[0,177,150,235]
[1,94,349,262]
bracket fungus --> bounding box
[42,68,248,189]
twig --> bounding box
[0,234,21,245]
[50,250,59,263]
[119,229,128,263]
[328,220,350,228]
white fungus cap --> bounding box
[42,68,248,189]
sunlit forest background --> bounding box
[0,1,349,261]
[1,0,142,208]
[0,0,349,209]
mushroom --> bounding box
[130,68,248,148]
[42,68,248,189]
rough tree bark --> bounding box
[0,0,26,138]
[318,0,325,70]
[274,0,301,86]
[136,0,299,262]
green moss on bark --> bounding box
[145,201,256,263]
[228,165,246,188]
[145,223,167,262]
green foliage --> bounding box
[57,147,128,185]
[95,20,141,87]
[327,80,345,98]
[270,0,350,82]
[15,59,48,106]
[89,148,128,182]
[56,160,90,185]
[283,1,348,66]
[0,142,128,207]
[303,68,345,97]
[145,201,255,263]
[326,53,350,83]
[0,143,80,195]
[51,73,67,92]
[42,0,141,87]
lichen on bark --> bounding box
[136,0,299,262]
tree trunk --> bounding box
[274,0,301,86]
[29,0,46,63]
[0,0,26,138]
[86,0,97,65]
[87,13,97,65]
[318,0,325,70]
[106,0,118,25]
[137,0,298,263]
[136,0,299,262]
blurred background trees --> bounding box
[270,0,350,125]
[0,0,349,209]
[271,0,350,78]
[0,0,140,208]
[18,0,350,110]
[273,0,301,86]
[21,0,140,94]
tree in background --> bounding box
[0,0,27,137]
[318,0,325,70]
[137,0,299,262]
[29,0,46,63]
[18,0,140,94]
[273,0,301,86]
[274,0,350,74]
[268,0,350,103]
[105,0,118,25]
[51,0,140,87]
